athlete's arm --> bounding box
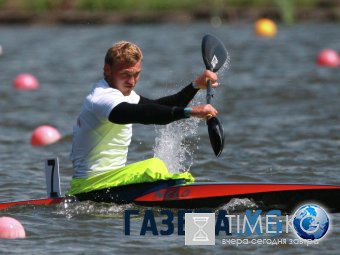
[109,102,218,125]
[108,102,189,125]
[139,83,199,107]
[109,70,219,125]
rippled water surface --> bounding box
[0,23,339,254]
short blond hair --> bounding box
[105,41,143,68]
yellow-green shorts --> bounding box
[66,157,195,195]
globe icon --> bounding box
[292,204,330,240]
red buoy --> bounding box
[0,217,26,239]
[31,125,61,146]
[317,49,340,67]
[13,73,40,90]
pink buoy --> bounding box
[317,49,340,67]
[0,217,26,239]
[13,73,39,90]
[31,125,61,146]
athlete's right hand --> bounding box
[190,104,218,119]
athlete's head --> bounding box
[104,41,143,96]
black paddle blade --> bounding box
[207,117,225,157]
[201,34,228,72]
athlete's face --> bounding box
[104,60,142,96]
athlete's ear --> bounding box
[104,64,112,77]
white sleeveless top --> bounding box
[70,79,140,178]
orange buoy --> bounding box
[31,125,61,146]
[255,18,277,37]
[0,217,26,239]
[317,49,340,67]
[13,73,39,90]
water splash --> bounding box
[55,199,133,219]
[153,49,230,173]
[219,198,258,213]
[216,48,231,81]
[153,92,205,173]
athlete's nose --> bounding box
[127,76,136,85]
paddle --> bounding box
[201,34,228,157]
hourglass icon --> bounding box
[193,217,209,241]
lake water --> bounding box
[0,22,339,254]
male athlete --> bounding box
[67,41,219,195]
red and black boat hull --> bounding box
[134,182,340,213]
[1,181,340,213]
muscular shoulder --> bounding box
[90,80,122,100]
[85,79,140,118]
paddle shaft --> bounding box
[206,79,213,104]
[206,66,213,104]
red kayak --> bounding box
[1,159,339,213]
[1,181,339,213]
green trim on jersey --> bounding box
[66,157,195,195]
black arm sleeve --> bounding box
[139,83,199,107]
[109,102,187,125]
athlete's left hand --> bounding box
[192,70,218,89]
